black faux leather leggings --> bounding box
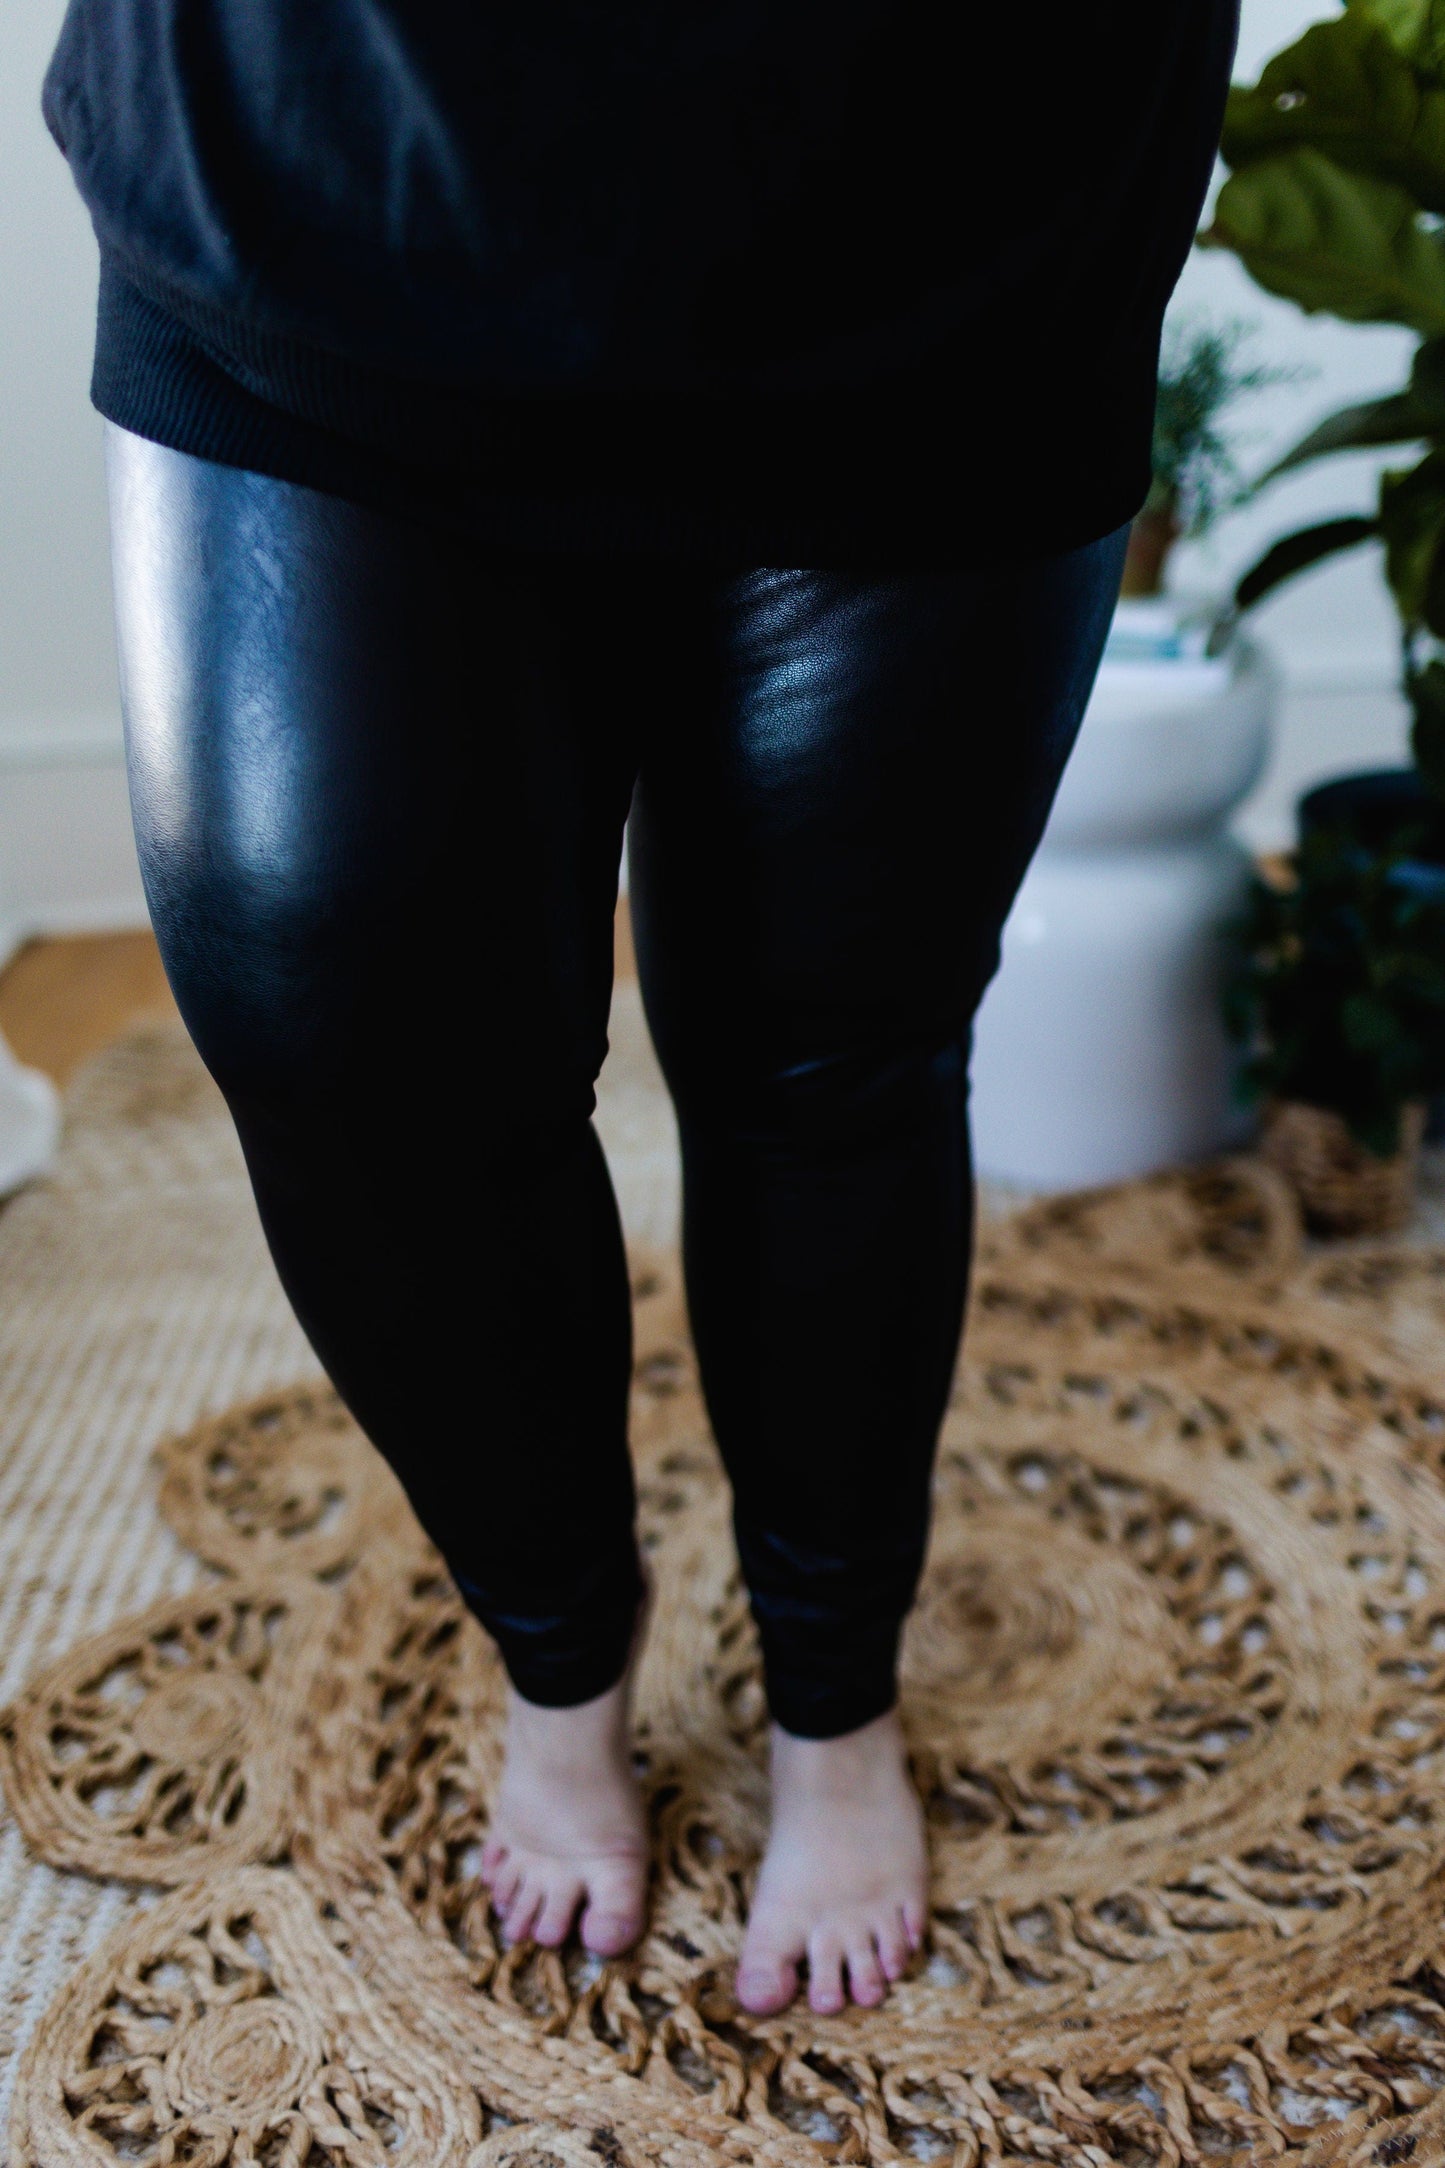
[105,424,1128,1738]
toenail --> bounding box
[584,1913,635,1950]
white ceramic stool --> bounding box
[969,601,1278,1190]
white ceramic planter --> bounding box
[0,856,59,1197]
[969,598,1278,1190]
[0,1030,59,1197]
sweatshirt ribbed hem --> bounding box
[94,255,1152,566]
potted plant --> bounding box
[1226,828,1445,1233]
[1120,318,1292,601]
[1203,0,1445,862]
[969,316,1283,1190]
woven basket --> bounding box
[1260,1096,1426,1237]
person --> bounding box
[45,0,1238,2017]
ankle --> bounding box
[770,1708,906,1794]
[505,1677,634,1776]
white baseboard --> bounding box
[0,713,127,768]
[0,712,149,939]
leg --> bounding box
[106,426,649,1949]
[629,534,1129,2009]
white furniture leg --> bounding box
[0,1028,60,1198]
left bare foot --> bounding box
[735,1709,927,2015]
[479,1675,649,1957]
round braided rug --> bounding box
[8,1164,1445,2165]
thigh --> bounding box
[628,535,1129,1089]
[105,427,641,1113]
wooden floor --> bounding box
[0,932,177,1086]
[0,901,640,1088]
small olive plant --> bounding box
[1203,0,1445,801]
[1122,317,1296,596]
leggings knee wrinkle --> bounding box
[107,425,1129,1739]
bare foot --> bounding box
[479,1676,649,1957]
[736,1710,927,2016]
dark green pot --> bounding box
[1298,768,1445,885]
[1297,768,1445,1138]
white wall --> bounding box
[0,0,143,947]
[0,0,1422,939]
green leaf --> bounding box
[1347,0,1428,55]
[1259,339,1445,479]
[1261,390,1430,477]
[1414,330,1445,405]
[1348,0,1445,77]
[1409,653,1445,793]
[1377,449,1445,621]
[1205,150,1445,335]
[1234,516,1378,611]
[1341,988,1405,1050]
[1223,17,1445,209]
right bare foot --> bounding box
[479,1676,649,1956]
[735,1709,927,2016]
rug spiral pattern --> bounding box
[8,1162,1445,2164]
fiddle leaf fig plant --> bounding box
[1219,13,1445,219]
[1202,0,1445,801]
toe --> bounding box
[735,1954,798,2014]
[845,1935,886,2008]
[902,1899,927,1951]
[737,1905,806,2015]
[807,1930,846,2016]
[876,1912,911,1981]
[533,1874,587,1948]
[480,1837,507,1884]
[582,1908,643,1958]
[503,1878,544,1947]
[489,1859,523,1918]
[580,1855,647,1957]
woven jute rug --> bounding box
[8,1007,1445,2163]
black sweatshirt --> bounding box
[44,2,1239,562]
